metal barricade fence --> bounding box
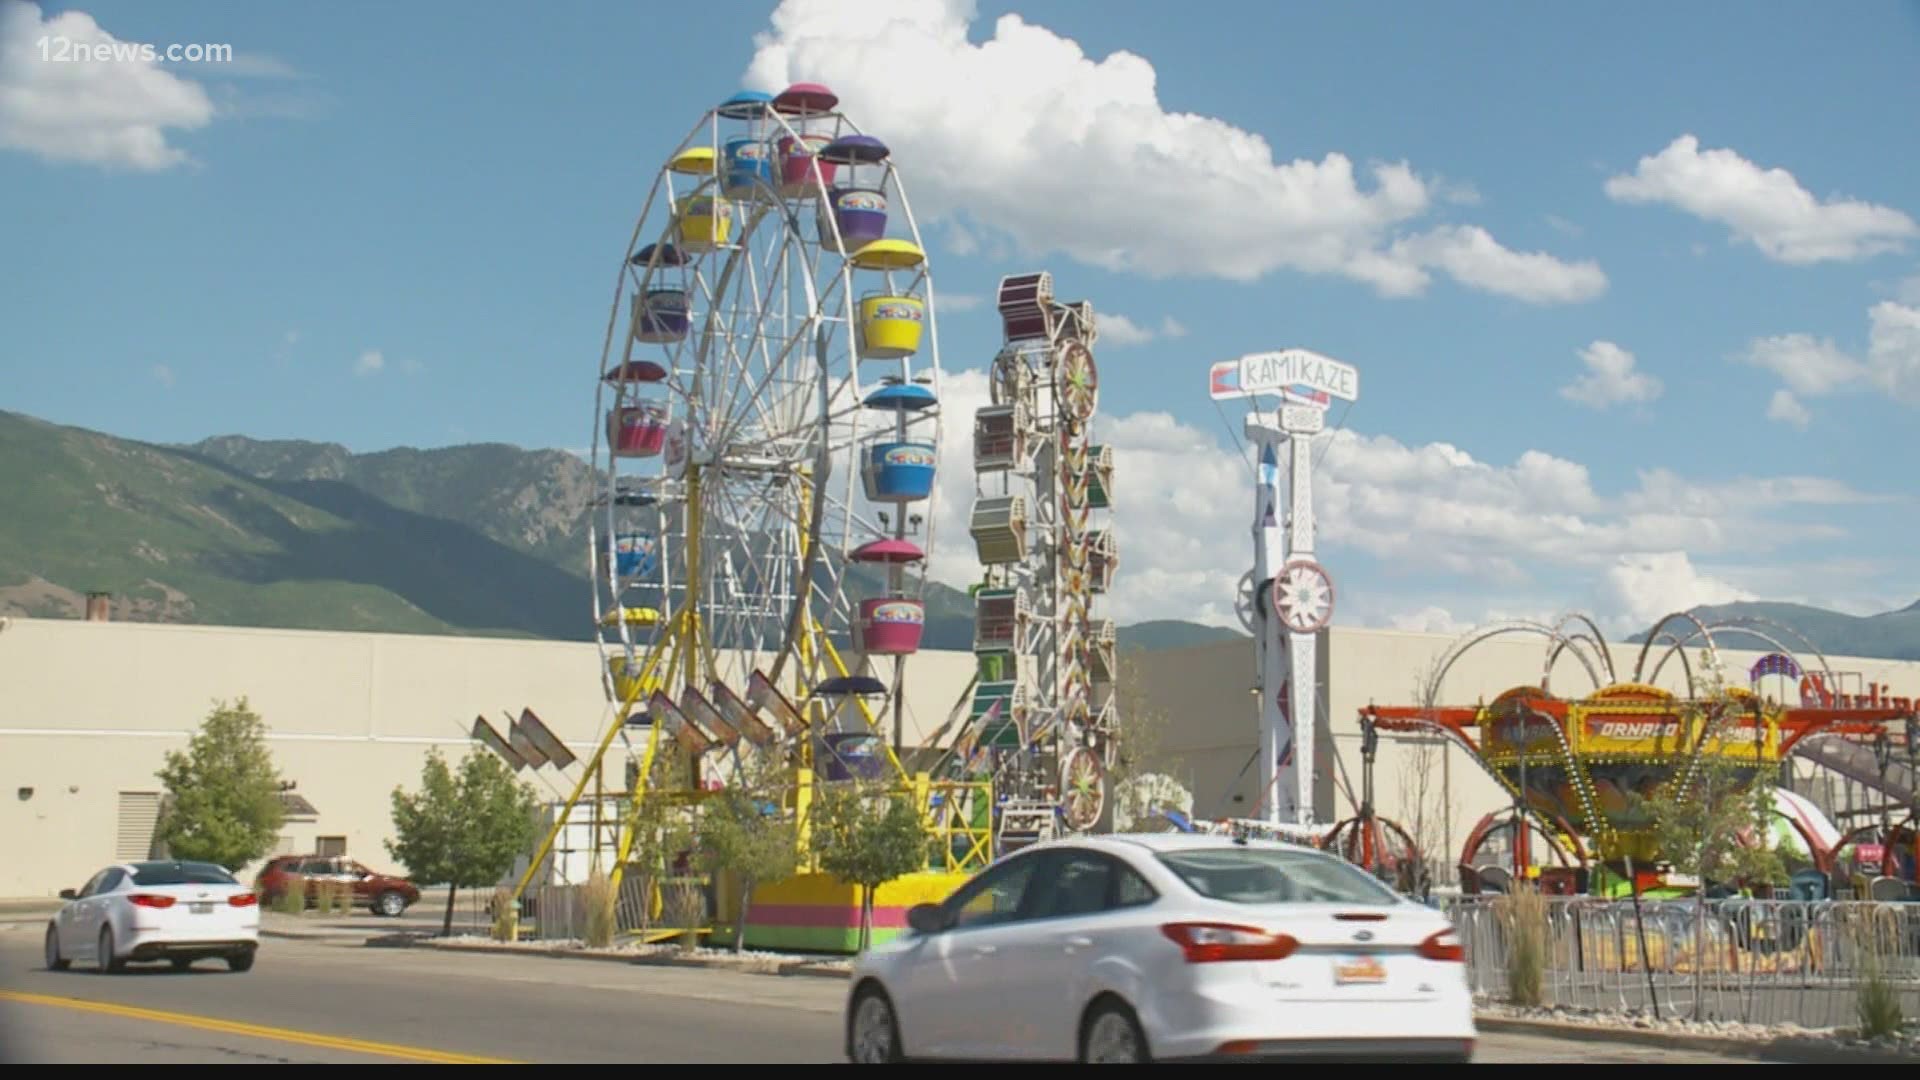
[1441,895,1920,1028]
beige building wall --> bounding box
[7,613,1916,898]
[0,617,978,898]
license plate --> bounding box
[1333,954,1386,985]
[189,902,214,914]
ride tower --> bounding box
[963,271,1118,853]
[1211,349,1359,829]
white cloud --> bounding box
[744,0,1605,304]
[1868,300,1920,406]
[1545,215,1584,238]
[1159,316,1188,338]
[1738,301,1920,413]
[1766,389,1811,429]
[355,349,385,376]
[1597,552,1755,635]
[925,371,1881,635]
[1096,313,1156,347]
[1385,606,1470,635]
[939,292,984,312]
[1388,225,1608,305]
[1559,341,1663,410]
[1740,332,1866,396]
[1605,135,1919,264]
[0,2,213,170]
[151,363,175,387]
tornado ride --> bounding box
[506,83,990,941]
[1362,613,1919,898]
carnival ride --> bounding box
[929,271,1119,854]
[503,83,993,933]
[1359,612,1920,898]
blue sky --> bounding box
[4,0,1918,635]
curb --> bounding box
[401,937,855,980]
[1474,1016,1920,1064]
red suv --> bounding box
[255,855,420,917]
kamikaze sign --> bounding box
[1208,348,1359,405]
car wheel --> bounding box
[847,984,904,1063]
[1080,998,1150,1063]
[226,951,255,973]
[374,890,407,917]
[45,925,69,971]
[97,926,125,974]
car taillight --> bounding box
[229,893,259,907]
[1160,923,1298,963]
[129,894,176,909]
[1418,928,1465,962]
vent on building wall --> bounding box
[116,791,161,861]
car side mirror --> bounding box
[59,888,77,900]
[906,902,947,934]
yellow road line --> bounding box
[0,989,519,1064]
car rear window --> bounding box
[1156,847,1400,905]
[132,862,239,886]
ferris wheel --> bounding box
[588,84,945,764]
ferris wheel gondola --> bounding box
[589,84,946,779]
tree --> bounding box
[155,698,286,870]
[1626,653,1786,1002]
[695,753,800,953]
[808,779,936,951]
[388,746,541,936]
[1109,652,1186,829]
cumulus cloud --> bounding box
[922,369,1880,635]
[1559,341,1663,410]
[1766,389,1811,429]
[1738,301,1920,415]
[1095,313,1157,346]
[355,349,385,376]
[744,0,1604,303]
[1598,552,1755,634]
[0,2,214,170]
[1606,135,1919,264]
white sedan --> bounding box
[844,832,1474,1063]
[44,859,261,973]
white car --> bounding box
[44,859,261,973]
[844,832,1474,1062]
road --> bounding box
[0,921,1774,1064]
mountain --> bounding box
[0,411,585,637]
[1629,600,1920,663]
[1119,619,1249,651]
[185,435,595,572]
[1,414,1234,650]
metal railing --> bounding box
[1443,895,1920,1028]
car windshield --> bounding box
[1156,847,1400,905]
[131,862,239,886]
